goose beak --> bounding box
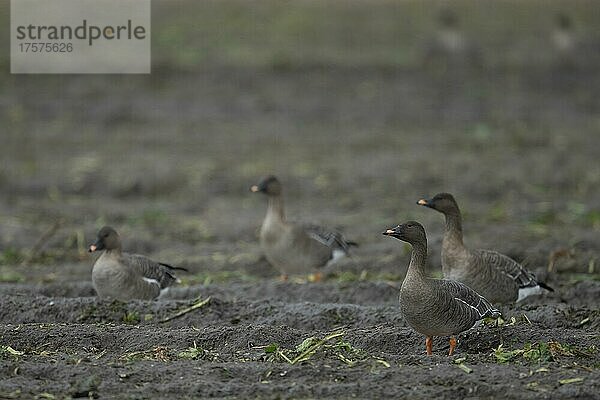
[88,239,104,253]
[382,228,396,236]
[417,198,430,207]
[250,185,260,193]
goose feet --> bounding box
[448,336,457,356]
[308,272,323,282]
[426,336,433,355]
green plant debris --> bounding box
[0,269,25,283]
[177,341,218,361]
[122,311,140,325]
[263,330,390,369]
[0,248,24,266]
[525,381,539,391]
[119,346,171,362]
[491,314,532,327]
[178,348,203,360]
[559,377,584,385]
[0,345,24,358]
[494,341,589,364]
[94,349,107,360]
[292,332,344,364]
[34,393,55,400]
[453,357,473,374]
[372,358,391,368]
[567,273,600,284]
[523,342,551,362]
[161,296,211,323]
[264,343,279,354]
[0,389,21,399]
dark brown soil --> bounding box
[0,280,599,399]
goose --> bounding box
[383,221,500,356]
[250,175,356,280]
[88,226,186,300]
[417,193,553,304]
[421,8,483,71]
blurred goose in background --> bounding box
[421,8,483,71]
[89,226,186,300]
[551,13,579,69]
[551,13,600,70]
[552,13,576,55]
[250,175,356,281]
[383,221,500,356]
[417,193,553,304]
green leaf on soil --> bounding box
[559,377,584,385]
[295,337,320,354]
[34,393,55,400]
[161,296,211,323]
[494,341,584,364]
[0,248,24,266]
[525,382,539,391]
[119,346,171,362]
[0,345,24,357]
[178,342,205,360]
[373,358,391,368]
[263,330,389,369]
[455,363,473,374]
[264,343,279,354]
[453,357,473,373]
[494,344,524,363]
[122,311,140,324]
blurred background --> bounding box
[0,0,598,287]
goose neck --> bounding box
[443,211,464,246]
[407,241,428,277]
[266,195,285,222]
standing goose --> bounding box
[383,221,500,356]
[88,226,186,300]
[250,175,356,280]
[417,193,553,304]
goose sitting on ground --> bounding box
[417,193,554,304]
[383,221,500,356]
[88,226,186,300]
[250,175,356,281]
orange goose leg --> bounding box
[448,336,457,356]
[426,336,433,356]
[309,272,323,282]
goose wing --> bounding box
[475,249,542,289]
[435,279,501,320]
[126,254,186,289]
[303,224,356,253]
